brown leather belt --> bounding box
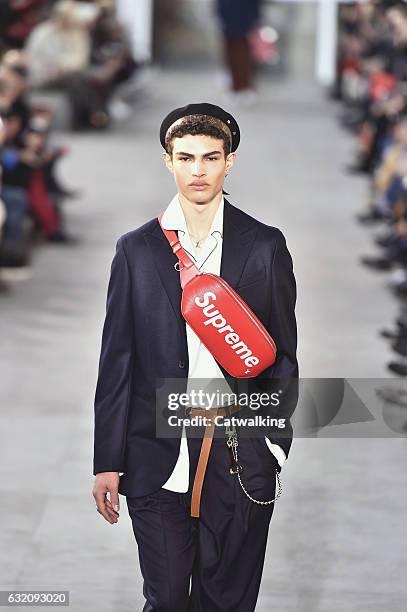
[189,403,241,518]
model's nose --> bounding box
[193,162,205,176]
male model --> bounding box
[93,103,298,611]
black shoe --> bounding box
[346,163,372,176]
[47,231,81,245]
[374,233,398,249]
[0,248,29,268]
[0,278,11,294]
[0,248,32,281]
[392,338,407,357]
[387,361,407,376]
[394,281,407,297]
[360,255,395,270]
[397,313,407,328]
[380,328,403,340]
[51,188,81,201]
[356,210,390,225]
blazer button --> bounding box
[178,360,185,368]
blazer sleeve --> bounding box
[264,228,299,457]
[267,228,298,379]
[93,236,135,475]
[241,228,299,460]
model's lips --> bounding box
[190,182,209,190]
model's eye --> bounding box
[207,157,219,161]
[179,157,191,161]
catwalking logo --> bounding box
[167,413,287,429]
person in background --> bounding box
[69,0,137,130]
[21,114,79,244]
[215,0,261,106]
[0,115,11,290]
[0,102,32,280]
[0,49,30,129]
[25,0,99,88]
[1,103,78,258]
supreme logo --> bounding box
[194,291,260,370]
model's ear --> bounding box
[163,151,174,174]
[223,152,235,196]
[225,152,236,175]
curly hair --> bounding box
[164,114,232,157]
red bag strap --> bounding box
[157,213,201,288]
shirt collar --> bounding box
[161,194,224,238]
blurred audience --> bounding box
[336,1,407,385]
[0,0,143,290]
[25,0,138,129]
[25,0,98,88]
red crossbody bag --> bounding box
[158,214,277,378]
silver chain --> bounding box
[226,426,282,505]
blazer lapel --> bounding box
[144,225,186,340]
[144,199,258,342]
[220,199,258,289]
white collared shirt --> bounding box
[158,194,286,492]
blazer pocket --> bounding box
[237,268,266,290]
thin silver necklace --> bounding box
[177,230,220,270]
[188,231,208,249]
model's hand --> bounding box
[92,472,120,524]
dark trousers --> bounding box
[126,427,279,611]
[1,186,28,243]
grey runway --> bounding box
[1,68,406,611]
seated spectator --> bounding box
[25,0,137,130]
[80,0,138,128]
[1,102,78,266]
[347,53,404,174]
[22,115,80,243]
[0,49,30,128]
[0,114,11,289]
[0,101,32,278]
[25,0,99,88]
[358,114,407,223]
[386,2,407,82]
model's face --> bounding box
[163,134,235,205]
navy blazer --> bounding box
[93,199,299,497]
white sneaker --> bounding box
[224,88,258,109]
[387,269,407,288]
[0,265,33,282]
[108,99,133,121]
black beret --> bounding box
[160,102,240,152]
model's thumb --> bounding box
[111,491,120,513]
